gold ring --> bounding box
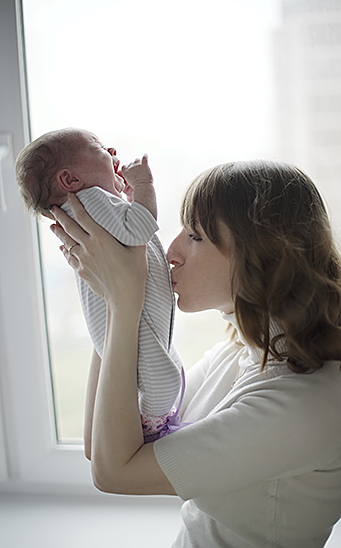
[68,243,78,255]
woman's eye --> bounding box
[189,233,202,242]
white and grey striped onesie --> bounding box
[62,186,183,440]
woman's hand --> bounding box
[50,193,148,313]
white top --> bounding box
[62,187,183,417]
[154,313,341,547]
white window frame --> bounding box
[0,0,94,495]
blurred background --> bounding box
[21,0,341,441]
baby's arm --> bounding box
[121,155,157,221]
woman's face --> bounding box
[167,221,236,314]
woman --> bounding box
[51,159,341,548]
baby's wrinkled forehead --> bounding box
[89,133,103,145]
[73,129,103,148]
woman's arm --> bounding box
[84,349,101,461]
[50,195,176,495]
[91,300,173,494]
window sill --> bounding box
[0,492,182,548]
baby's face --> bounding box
[75,131,125,196]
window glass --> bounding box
[38,220,93,441]
[21,0,341,441]
[272,0,341,237]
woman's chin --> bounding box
[176,298,200,314]
[175,296,187,312]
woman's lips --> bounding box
[171,276,177,289]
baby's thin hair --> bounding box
[15,128,84,216]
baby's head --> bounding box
[15,128,124,217]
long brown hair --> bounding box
[181,160,341,373]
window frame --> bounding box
[0,0,94,495]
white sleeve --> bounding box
[154,364,341,500]
[75,187,159,245]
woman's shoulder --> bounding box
[232,360,341,424]
[267,359,341,389]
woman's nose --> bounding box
[167,232,184,266]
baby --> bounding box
[15,128,183,442]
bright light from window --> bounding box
[22,0,281,440]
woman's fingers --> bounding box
[60,193,102,235]
[60,243,81,269]
[50,194,99,260]
[49,192,148,307]
[50,221,78,251]
[50,197,90,243]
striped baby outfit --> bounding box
[62,187,183,435]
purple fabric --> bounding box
[143,367,191,443]
[158,414,191,438]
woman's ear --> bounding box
[56,168,84,192]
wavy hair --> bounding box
[181,160,341,373]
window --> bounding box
[0,0,92,492]
[1,0,341,499]
[20,0,280,443]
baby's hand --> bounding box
[121,155,157,220]
[123,181,134,203]
[121,155,153,189]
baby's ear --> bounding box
[57,168,83,191]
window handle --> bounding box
[0,133,14,213]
